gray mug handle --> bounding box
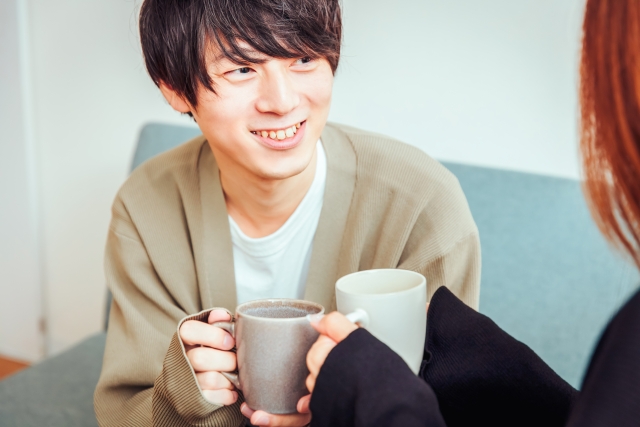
[211,321,241,389]
[211,321,235,338]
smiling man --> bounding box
[94,1,481,426]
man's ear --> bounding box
[158,82,192,114]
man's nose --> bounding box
[255,66,300,115]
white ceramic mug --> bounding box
[336,269,427,374]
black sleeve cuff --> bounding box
[310,328,445,427]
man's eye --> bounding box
[225,66,254,76]
[296,57,313,65]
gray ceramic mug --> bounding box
[212,299,324,414]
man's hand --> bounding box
[179,309,238,405]
[305,312,358,393]
[240,400,311,427]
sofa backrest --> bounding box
[130,122,202,171]
[114,122,638,388]
[446,162,638,387]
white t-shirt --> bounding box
[230,141,327,304]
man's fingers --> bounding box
[241,402,312,426]
[250,410,312,427]
[196,371,234,390]
[202,389,238,406]
[187,346,236,372]
[297,394,311,414]
[208,309,231,324]
[240,403,255,420]
[180,320,235,349]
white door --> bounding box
[0,0,45,363]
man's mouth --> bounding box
[251,121,304,141]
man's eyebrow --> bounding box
[211,50,269,65]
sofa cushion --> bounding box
[0,333,106,427]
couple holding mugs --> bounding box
[95,0,640,426]
[208,269,426,419]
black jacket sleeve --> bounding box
[309,328,446,427]
[310,286,640,427]
[421,287,578,427]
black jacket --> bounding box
[310,286,640,427]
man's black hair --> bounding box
[139,0,342,108]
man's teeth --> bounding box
[253,122,302,140]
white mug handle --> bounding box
[345,308,370,328]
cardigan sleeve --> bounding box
[94,197,245,427]
[395,170,481,310]
[399,228,481,311]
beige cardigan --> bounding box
[94,123,481,426]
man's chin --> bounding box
[257,155,317,181]
[255,144,318,181]
[257,165,310,181]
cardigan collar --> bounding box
[197,123,356,312]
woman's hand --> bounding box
[179,309,238,405]
[305,312,359,393]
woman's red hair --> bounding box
[581,0,640,267]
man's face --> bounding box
[187,49,334,181]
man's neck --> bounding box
[220,149,318,239]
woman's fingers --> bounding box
[306,335,337,376]
[195,371,234,390]
[180,320,235,349]
[305,373,316,396]
[304,335,337,394]
[309,312,358,343]
[202,389,238,406]
[305,312,356,396]
[187,346,237,372]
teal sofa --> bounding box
[0,123,636,426]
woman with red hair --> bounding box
[288,1,640,426]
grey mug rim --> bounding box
[336,269,426,298]
[235,298,325,322]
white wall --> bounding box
[28,0,192,355]
[331,0,585,179]
[1,0,585,359]
[0,0,43,362]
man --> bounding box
[94,0,480,426]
